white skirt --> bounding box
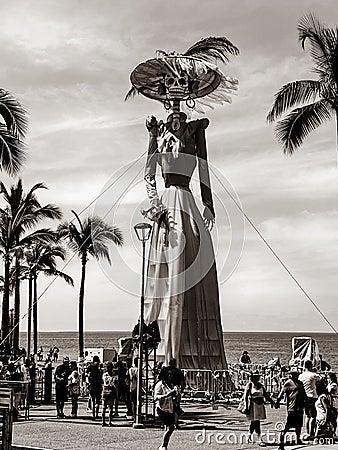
[144,186,227,370]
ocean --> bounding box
[21,331,338,372]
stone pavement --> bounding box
[11,399,338,450]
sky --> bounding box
[1,0,338,334]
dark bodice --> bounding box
[144,113,215,217]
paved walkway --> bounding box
[12,400,338,450]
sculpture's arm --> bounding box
[142,116,167,222]
[144,115,160,206]
[195,118,215,230]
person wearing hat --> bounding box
[244,370,275,446]
[54,356,70,418]
[275,368,306,448]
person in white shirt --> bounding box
[154,366,178,450]
[298,360,322,437]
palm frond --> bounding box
[0,126,26,175]
[41,268,74,287]
[274,100,332,154]
[183,36,239,63]
[298,13,332,73]
[34,205,63,221]
[267,80,321,123]
[19,228,56,246]
[0,89,28,138]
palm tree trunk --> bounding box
[27,272,33,358]
[33,270,38,355]
[1,253,11,358]
[78,253,87,358]
[336,109,338,167]
[13,255,21,357]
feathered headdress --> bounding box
[125,36,239,113]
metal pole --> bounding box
[133,240,146,428]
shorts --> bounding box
[90,389,102,403]
[285,410,303,429]
[304,397,317,419]
[157,407,175,426]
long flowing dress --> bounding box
[143,112,227,370]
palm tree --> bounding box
[26,243,74,354]
[58,210,123,358]
[0,89,28,174]
[0,179,62,354]
[267,13,338,155]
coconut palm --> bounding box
[25,243,74,354]
[58,210,123,358]
[0,89,28,174]
[0,179,62,354]
[267,13,338,155]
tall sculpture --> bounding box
[127,37,239,370]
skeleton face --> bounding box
[164,71,189,99]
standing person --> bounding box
[240,351,251,365]
[327,372,338,435]
[244,371,275,446]
[67,361,80,418]
[315,380,334,438]
[114,359,132,417]
[102,362,118,427]
[129,357,138,419]
[54,356,70,418]
[275,369,306,448]
[88,355,103,420]
[319,354,331,372]
[37,346,43,362]
[299,360,322,438]
[168,358,185,428]
[154,366,178,450]
[53,346,60,363]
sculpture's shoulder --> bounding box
[187,117,210,131]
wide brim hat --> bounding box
[126,36,239,113]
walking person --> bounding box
[102,362,118,427]
[88,355,103,420]
[168,358,185,428]
[54,356,70,418]
[154,366,178,450]
[275,368,306,448]
[299,360,322,438]
[244,370,275,446]
[67,361,81,418]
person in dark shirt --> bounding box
[319,354,331,372]
[275,368,306,448]
[54,356,71,418]
[240,351,251,365]
[88,356,103,420]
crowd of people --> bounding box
[52,355,185,449]
[241,359,337,447]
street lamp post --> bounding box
[24,245,34,359]
[133,222,152,429]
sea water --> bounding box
[20,331,338,371]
